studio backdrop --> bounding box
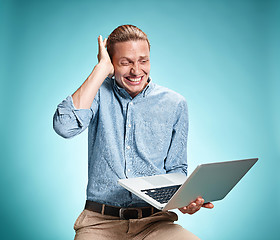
[1,0,279,239]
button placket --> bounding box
[124,101,134,177]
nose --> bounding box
[130,63,141,75]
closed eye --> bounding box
[120,61,130,66]
[139,59,149,64]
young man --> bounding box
[53,25,213,240]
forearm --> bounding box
[53,96,93,138]
[72,61,112,109]
[165,99,189,176]
[166,164,188,175]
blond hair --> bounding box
[107,25,150,59]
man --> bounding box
[53,25,213,240]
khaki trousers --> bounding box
[74,209,200,240]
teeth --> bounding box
[127,77,142,82]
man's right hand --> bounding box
[97,35,114,78]
[72,35,115,109]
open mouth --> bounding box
[125,76,143,83]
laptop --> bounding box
[118,158,258,210]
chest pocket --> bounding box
[134,121,172,157]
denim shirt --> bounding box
[53,77,188,207]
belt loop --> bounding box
[151,207,154,215]
[101,204,105,215]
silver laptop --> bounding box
[118,158,258,210]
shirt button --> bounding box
[130,102,133,105]
[126,146,130,150]
[128,124,131,128]
[127,169,131,172]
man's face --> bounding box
[112,40,150,98]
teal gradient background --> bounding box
[1,0,279,239]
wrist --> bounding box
[98,59,112,69]
[97,61,114,77]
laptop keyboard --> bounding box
[141,185,181,204]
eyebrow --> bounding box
[119,56,149,61]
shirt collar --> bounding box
[112,76,154,100]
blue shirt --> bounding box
[53,77,189,207]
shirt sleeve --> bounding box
[53,94,99,138]
[164,99,189,176]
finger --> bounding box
[98,35,103,45]
[179,206,194,214]
[192,198,205,211]
[188,202,200,214]
[179,206,188,212]
[98,35,104,52]
[180,203,195,212]
[103,38,107,48]
[189,202,197,211]
[179,202,200,214]
[99,35,103,42]
[195,197,204,207]
[202,202,214,209]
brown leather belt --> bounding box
[85,200,161,220]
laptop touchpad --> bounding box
[143,176,174,187]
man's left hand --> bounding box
[178,197,214,215]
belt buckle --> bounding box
[119,208,142,220]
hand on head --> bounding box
[97,35,114,77]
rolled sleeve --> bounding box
[53,95,96,138]
[164,99,189,176]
